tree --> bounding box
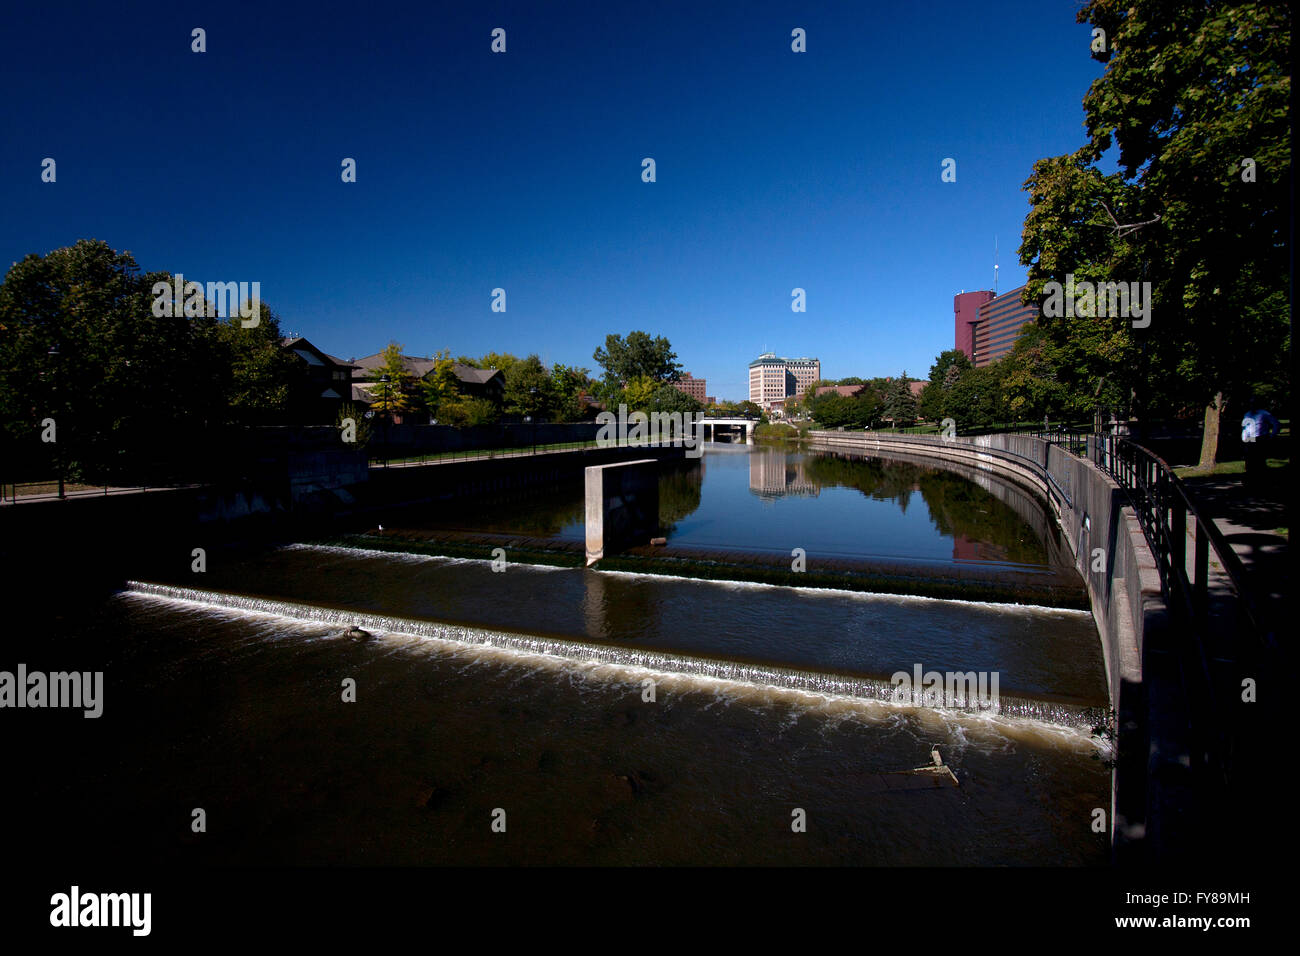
[547,363,594,422]
[421,349,461,421]
[211,300,300,424]
[503,354,551,418]
[592,331,682,386]
[882,373,918,426]
[0,241,225,479]
[919,350,972,421]
[945,365,1003,431]
[1020,0,1290,465]
[648,383,703,415]
[997,322,1074,423]
[460,351,520,375]
[440,396,499,426]
[620,375,659,412]
[370,342,420,419]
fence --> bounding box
[1080,432,1272,802]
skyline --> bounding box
[2,1,1107,401]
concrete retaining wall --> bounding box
[376,422,601,455]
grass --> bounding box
[1173,458,1288,479]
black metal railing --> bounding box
[1089,433,1273,799]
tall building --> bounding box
[973,285,1036,367]
[954,290,994,362]
[953,286,1037,367]
[672,372,707,403]
[748,352,821,410]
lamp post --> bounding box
[529,387,539,453]
[49,346,63,498]
[380,373,391,467]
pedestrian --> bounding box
[1241,401,1280,486]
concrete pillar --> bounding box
[585,458,660,565]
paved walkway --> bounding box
[1179,472,1288,633]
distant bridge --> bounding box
[697,416,757,441]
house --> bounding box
[449,364,505,405]
[814,384,867,399]
[280,337,357,422]
[348,351,506,423]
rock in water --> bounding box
[345,626,372,642]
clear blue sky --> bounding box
[2,1,1103,401]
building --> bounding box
[280,337,356,422]
[349,351,505,422]
[814,383,866,399]
[953,286,1037,367]
[672,372,707,403]
[953,290,994,363]
[449,364,505,405]
[748,352,821,410]
[973,285,1037,367]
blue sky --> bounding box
[2,1,1104,401]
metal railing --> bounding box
[1087,433,1274,802]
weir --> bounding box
[123,580,1108,730]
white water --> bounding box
[122,580,1110,747]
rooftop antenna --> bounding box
[993,236,999,295]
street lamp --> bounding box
[529,387,539,453]
[380,373,391,467]
[48,346,63,498]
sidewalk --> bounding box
[1178,471,1288,628]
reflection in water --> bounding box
[749,447,820,500]
[394,443,1066,572]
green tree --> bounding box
[945,365,1003,431]
[1020,0,1290,464]
[620,375,659,412]
[371,342,419,418]
[592,331,682,387]
[421,349,461,421]
[547,362,594,422]
[648,383,703,415]
[440,396,500,426]
[882,374,918,426]
[503,354,551,418]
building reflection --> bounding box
[748,448,820,500]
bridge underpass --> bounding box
[697,417,756,442]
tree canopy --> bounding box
[1018,0,1290,460]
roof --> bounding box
[351,351,436,379]
[451,364,503,385]
[280,336,355,369]
[749,354,820,368]
[814,384,866,398]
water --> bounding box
[8,443,1111,865]
[386,443,1066,571]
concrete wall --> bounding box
[808,430,1167,861]
[585,459,661,565]
[375,422,601,455]
[365,443,685,508]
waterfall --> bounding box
[122,580,1106,731]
